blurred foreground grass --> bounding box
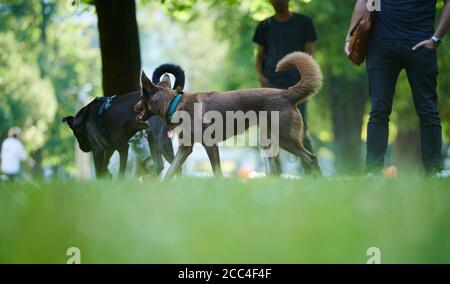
[0,177,449,264]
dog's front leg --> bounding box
[163,145,193,180]
[93,149,105,178]
[204,144,223,177]
[103,149,114,170]
[264,156,279,176]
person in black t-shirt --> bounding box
[253,0,319,175]
[253,1,317,88]
[346,0,450,176]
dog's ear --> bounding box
[141,70,157,97]
[62,116,74,128]
[158,74,172,89]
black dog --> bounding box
[63,64,185,177]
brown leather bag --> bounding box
[348,10,374,66]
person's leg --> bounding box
[365,39,402,173]
[6,174,16,182]
[404,47,442,173]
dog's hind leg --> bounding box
[300,134,317,175]
[103,149,114,167]
[118,144,129,177]
[264,156,279,176]
[260,121,280,176]
[281,139,321,176]
[261,142,279,175]
[260,134,280,176]
[103,149,114,178]
[204,144,223,177]
[277,108,321,177]
[163,145,193,180]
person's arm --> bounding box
[345,0,369,55]
[304,17,318,56]
[413,0,450,50]
[436,0,450,38]
[26,157,36,167]
[256,45,269,86]
[304,41,316,55]
[19,143,35,167]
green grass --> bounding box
[0,177,449,264]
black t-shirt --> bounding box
[253,13,317,88]
[373,0,437,41]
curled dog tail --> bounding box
[152,63,186,90]
[275,52,323,105]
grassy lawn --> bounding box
[0,177,449,264]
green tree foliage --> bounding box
[0,33,56,150]
[0,0,100,174]
[138,2,228,92]
[0,1,56,151]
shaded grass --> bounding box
[0,177,449,264]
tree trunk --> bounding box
[330,76,367,175]
[94,0,141,96]
[31,0,56,178]
[32,148,43,177]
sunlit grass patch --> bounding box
[0,177,449,264]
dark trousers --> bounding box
[366,37,443,173]
[3,173,18,181]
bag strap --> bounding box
[349,0,375,36]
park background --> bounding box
[1,0,450,178]
[1,0,450,264]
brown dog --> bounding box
[135,52,323,179]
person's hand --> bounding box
[258,74,269,87]
[27,157,36,167]
[412,39,438,51]
[345,40,351,56]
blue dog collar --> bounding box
[96,95,117,136]
[166,92,183,124]
[97,95,116,116]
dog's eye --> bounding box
[142,87,151,96]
